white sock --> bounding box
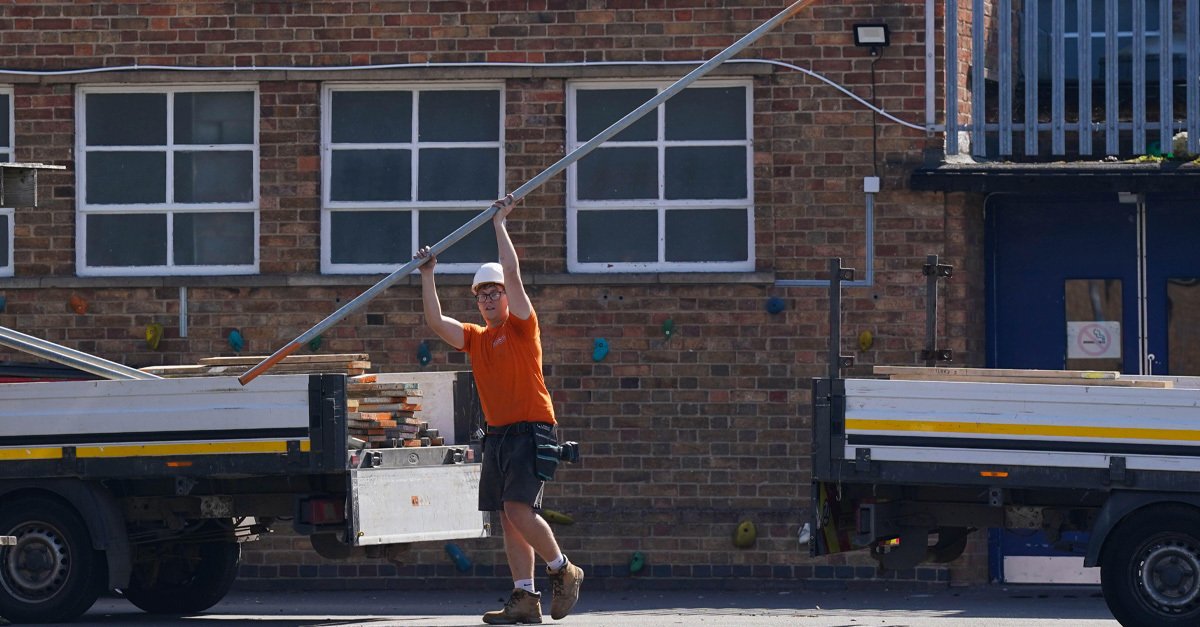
[515,579,536,594]
[547,554,567,572]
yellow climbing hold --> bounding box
[733,520,756,548]
[541,509,575,525]
[858,330,874,351]
[145,323,164,350]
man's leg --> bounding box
[502,501,583,620]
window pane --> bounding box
[418,148,498,201]
[577,147,657,200]
[86,213,167,266]
[174,212,254,265]
[86,152,166,204]
[0,215,8,266]
[665,146,746,200]
[86,93,167,146]
[418,210,499,264]
[420,90,500,142]
[665,209,747,262]
[577,210,656,263]
[330,210,412,265]
[331,91,412,143]
[175,92,254,145]
[0,95,9,148]
[175,151,253,203]
[576,89,657,142]
[330,149,411,201]
[666,87,746,141]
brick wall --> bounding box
[0,1,983,589]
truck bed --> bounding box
[0,373,346,479]
[815,374,1200,492]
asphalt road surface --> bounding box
[23,584,1122,626]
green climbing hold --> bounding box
[662,318,675,340]
[307,335,323,352]
[733,520,756,548]
[629,551,645,574]
[228,329,245,353]
[417,340,432,366]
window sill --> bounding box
[0,271,776,290]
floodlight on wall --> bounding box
[853,23,890,56]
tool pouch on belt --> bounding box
[532,423,560,482]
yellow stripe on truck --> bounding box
[74,440,312,458]
[847,419,1200,442]
[0,448,62,460]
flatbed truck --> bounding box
[0,371,486,623]
[810,259,1200,627]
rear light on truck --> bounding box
[980,470,1009,478]
[300,498,346,525]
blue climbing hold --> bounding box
[0,295,7,313]
[629,551,645,574]
[444,542,472,572]
[228,329,245,353]
[766,297,786,314]
[592,337,609,362]
[418,340,432,366]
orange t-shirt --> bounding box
[460,308,556,427]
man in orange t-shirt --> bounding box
[414,194,583,625]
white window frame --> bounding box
[320,82,506,275]
[566,78,755,274]
[75,84,260,277]
[0,86,13,278]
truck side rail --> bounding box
[0,373,346,479]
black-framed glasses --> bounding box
[475,290,506,303]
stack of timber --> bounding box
[874,366,1173,388]
[346,375,438,448]
[140,354,371,378]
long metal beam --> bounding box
[240,0,818,385]
[0,325,160,380]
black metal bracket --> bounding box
[828,258,857,380]
[922,254,954,366]
[854,447,872,473]
[1106,456,1128,485]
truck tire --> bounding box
[1101,504,1200,626]
[0,496,107,623]
[123,537,240,615]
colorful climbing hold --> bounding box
[228,329,245,353]
[733,520,757,548]
[592,337,609,362]
[69,294,88,315]
[629,551,645,574]
[145,323,164,350]
[662,318,675,340]
[418,340,432,366]
[858,330,874,351]
[766,297,786,314]
[444,542,472,572]
[541,509,575,525]
[307,335,323,352]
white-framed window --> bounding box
[76,84,259,276]
[0,87,13,277]
[566,79,754,273]
[321,83,505,274]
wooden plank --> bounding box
[874,366,1121,380]
[884,374,1172,388]
[198,354,369,366]
[347,382,421,394]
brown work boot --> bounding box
[483,589,542,625]
[547,559,584,620]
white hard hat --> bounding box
[471,262,505,293]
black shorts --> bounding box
[478,422,552,512]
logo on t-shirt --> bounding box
[492,334,507,349]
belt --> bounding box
[486,422,552,435]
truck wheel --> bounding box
[1101,505,1200,627]
[123,538,240,615]
[0,497,107,623]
